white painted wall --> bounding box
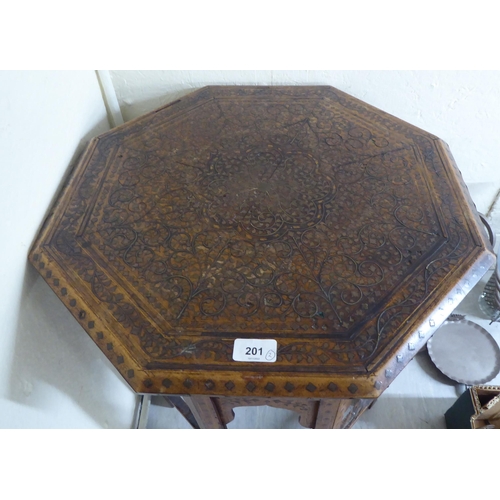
[0,71,137,428]
[110,70,500,216]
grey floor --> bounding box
[145,271,500,429]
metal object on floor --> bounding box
[479,273,500,322]
[477,214,499,322]
[479,214,496,250]
[428,320,500,385]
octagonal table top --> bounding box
[29,85,494,399]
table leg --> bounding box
[186,396,227,429]
[314,399,344,428]
[165,396,201,429]
[215,396,319,428]
[330,399,374,429]
[180,396,375,429]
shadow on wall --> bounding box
[118,84,258,121]
[9,265,134,428]
[7,119,136,428]
[118,87,199,121]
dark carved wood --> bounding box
[187,396,226,429]
[164,396,200,429]
[28,86,494,427]
[181,395,374,429]
[215,396,319,428]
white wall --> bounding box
[0,71,137,428]
[110,70,500,216]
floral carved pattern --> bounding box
[44,86,484,373]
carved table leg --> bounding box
[314,399,344,428]
[331,398,374,429]
[164,396,201,429]
[183,396,375,429]
[186,396,226,429]
[214,397,319,428]
[313,398,373,428]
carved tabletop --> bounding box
[29,86,494,426]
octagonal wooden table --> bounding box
[29,86,494,428]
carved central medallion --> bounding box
[201,143,336,240]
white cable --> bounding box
[96,70,124,127]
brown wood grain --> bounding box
[28,86,494,427]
